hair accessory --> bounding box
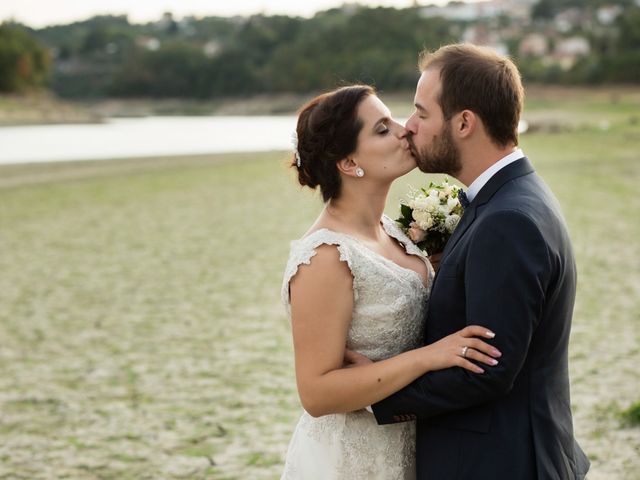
[291,131,302,167]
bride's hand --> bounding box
[424,326,501,374]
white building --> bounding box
[462,25,509,55]
[420,0,535,21]
[203,40,221,58]
[555,37,591,57]
[552,36,591,69]
[136,36,161,51]
[597,5,623,25]
[519,33,548,57]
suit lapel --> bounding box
[441,157,535,262]
[441,203,476,259]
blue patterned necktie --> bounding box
[458,190,470,209]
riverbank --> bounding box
[0,113,639,478]
[0,92,312,126]
[2,85,639,127]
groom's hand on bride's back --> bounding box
[343,349,374,368]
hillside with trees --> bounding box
[1,1,638,98]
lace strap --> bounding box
[281,230,360,315]
[381,215,426,258]
[381,215,435,283]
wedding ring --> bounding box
[461,346,468,358]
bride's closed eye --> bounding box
[377,122,390,135]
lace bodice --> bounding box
[282,215,432,361]
[280,215,433,479]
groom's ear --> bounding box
[454,110,477,139]
[336,157,358,177]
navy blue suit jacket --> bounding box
[372,158,590,479]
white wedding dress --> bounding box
[280,215,433,479]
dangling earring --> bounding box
[355,167,365,178]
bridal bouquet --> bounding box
[396,179,464,255]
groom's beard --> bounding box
[412,121,462,176]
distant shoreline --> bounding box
[2,85,639,127]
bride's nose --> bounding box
[390,121,408,139]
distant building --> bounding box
[519,33,548,57]
[340,3,360,16]
[178,16,197,36]
[553,36,591,69]
[203,40,221,58]
[420,0,535,21]
[596,5,623,25]
[554,8,590,33]
[556,36,590,57]
[462,24,509,55]
[136,36,161,51]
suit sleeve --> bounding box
[372,210,551,424]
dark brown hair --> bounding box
[293,85,375,202]
[418,43,524,147]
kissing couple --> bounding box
[280,44,590,479]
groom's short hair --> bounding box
[419,43,524,147]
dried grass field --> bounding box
[0,89,639,479]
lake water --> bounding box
[0,116,299,165]
[0,115,526,165]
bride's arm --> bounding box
[290,244,499,418]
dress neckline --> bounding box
[298,215,430,291]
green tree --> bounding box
[110,41,211,97]
[0,23,50,92]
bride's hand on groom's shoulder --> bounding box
[343,349,373,368]
[424,326,502,374]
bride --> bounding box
[281,85,501,479]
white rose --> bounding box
[424,195,440,212]
[412,209,434,230]
[412,195,430,210]
[445,214,461,233]
[447,196,459,211]
[443,185,453,196]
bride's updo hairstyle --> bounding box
[293,85,375,202]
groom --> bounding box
[371,44,590,478]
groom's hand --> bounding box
[343,349,373,368]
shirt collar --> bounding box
[466,148,524,203]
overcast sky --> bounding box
[0,0,467,28]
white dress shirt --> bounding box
[466,148,524,202]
